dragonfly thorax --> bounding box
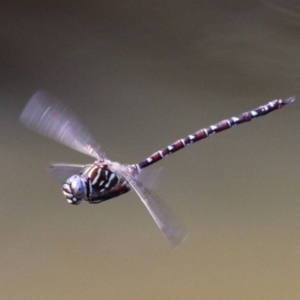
[62,175,87,205]
[82,162,131,203]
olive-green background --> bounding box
[0,1,299,299]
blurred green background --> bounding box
[0,1,299,299]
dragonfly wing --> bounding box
[136,167,163,190]
[48,163,90,183]
[20,90,104,160]
[123,172,187,249]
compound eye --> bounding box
[71,177,85,197]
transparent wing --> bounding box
[136,167,163,190]
[123,172,187,249]
[20,90,104,160]
[48,163,91,183]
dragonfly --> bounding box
[20,91,294,248]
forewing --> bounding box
[123,172,187,249]
[48,163,90,183]
[20,90,104,159]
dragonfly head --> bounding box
[62,175,87,205]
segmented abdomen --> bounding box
[135,97,294,170]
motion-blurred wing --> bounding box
[48,163,90,183]
[123,172,187,249]
[20,90,104,160]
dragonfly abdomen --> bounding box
[136,97,294,170]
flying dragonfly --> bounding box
[20,91,294,248]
